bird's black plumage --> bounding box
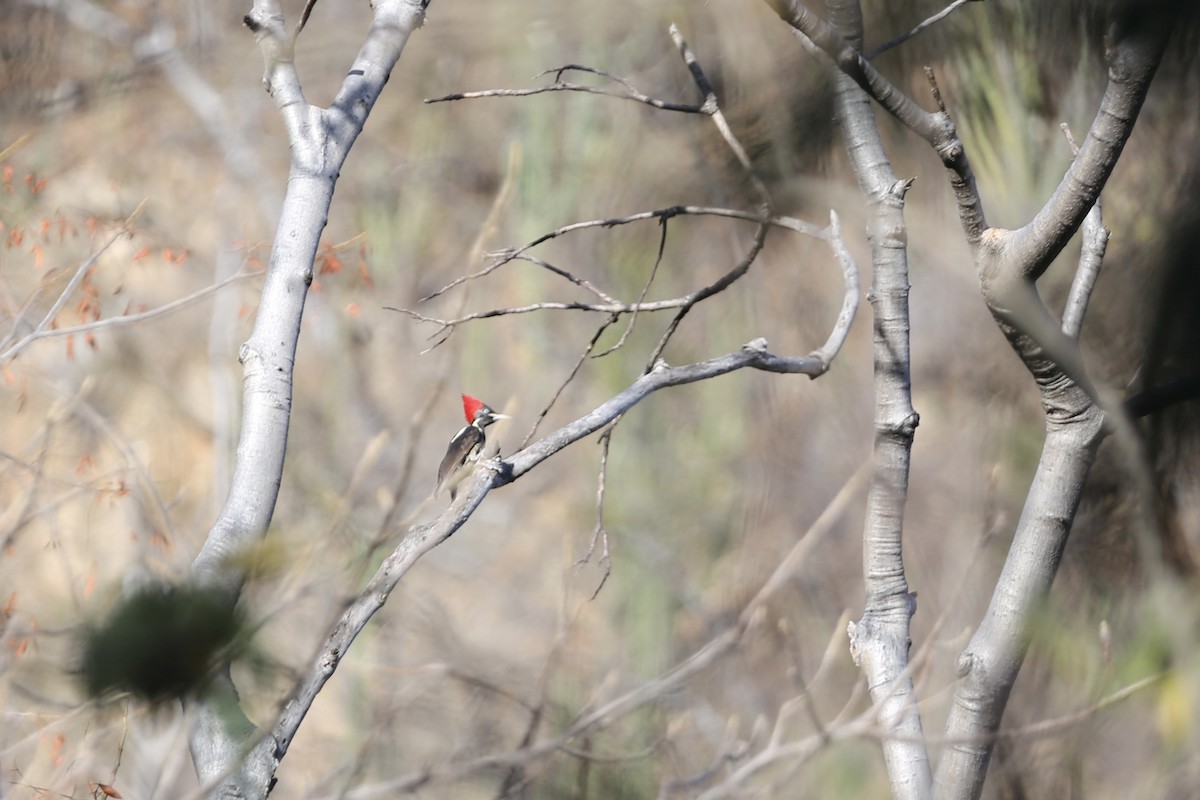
[436,395,508,500]
[437,423,487,499]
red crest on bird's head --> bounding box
[461,394,487,423]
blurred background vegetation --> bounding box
[1,0,1198,797]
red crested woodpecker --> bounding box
[436,394,509,500]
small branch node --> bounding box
[1059,122,1081,157]
[891,177,917,198]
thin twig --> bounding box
[326,465,870,799]
[2,266,259,363]
[644,221,769,370]
[576,428,614,600]
[595,214,671,358]
[865,0,981,60]
[393,300,682,339]
[1060,122,1081,156]
[669,25,760,193]
[427,62,704,114]
[392,208,849,363]
[520,317,619,449]
[994,673,1162,742]
[2,228,124,359]
[419,205,808,303]
[507,253,620,305]
[427,82,701,113]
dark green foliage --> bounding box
[81,583,246,703]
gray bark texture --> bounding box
[823,1,931,797]
[186,2,431,797]
[933,13,1172,800]
[765,1,1177,798]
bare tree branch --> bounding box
[261,294,865,776]
[393,209,854,372]
[2,268,261,363]
[821,2,931,796]
[318,462,871,799]
[185,1,432,796]
[520,317,619,449]
[934,14,1175,799]
[418,206,791,302]
[578,427,613,600]
[778,0,1164,406]
[1,227,126,362]
[395,207,830,339]
[512,253,621,306]
[770,4,1176,797]
[427,79,703,113]
[597,213,670,358]
[295,0,319,37]
[765,0,989,244]
[865,0,981,60]
[667,24,765,204]
[1059,123,1110,339]
[1007,14,1171,282]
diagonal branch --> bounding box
[264,201,858,769]
[521,317,619,449]
[261,335,855,767]
[287,453,872,799]
[1006,13,1171,281]
[864,0,981,60]
[643,220,767,368]
[2,268,260,363]
[1059,124,1110,339]
[1,229,125,362]
[595,217,669,358]
[765,0,988,243]
[765,0,942,142]
[933,13,1174,800]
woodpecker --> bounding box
[436,394,509,500]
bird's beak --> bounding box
[491,413,511,420]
